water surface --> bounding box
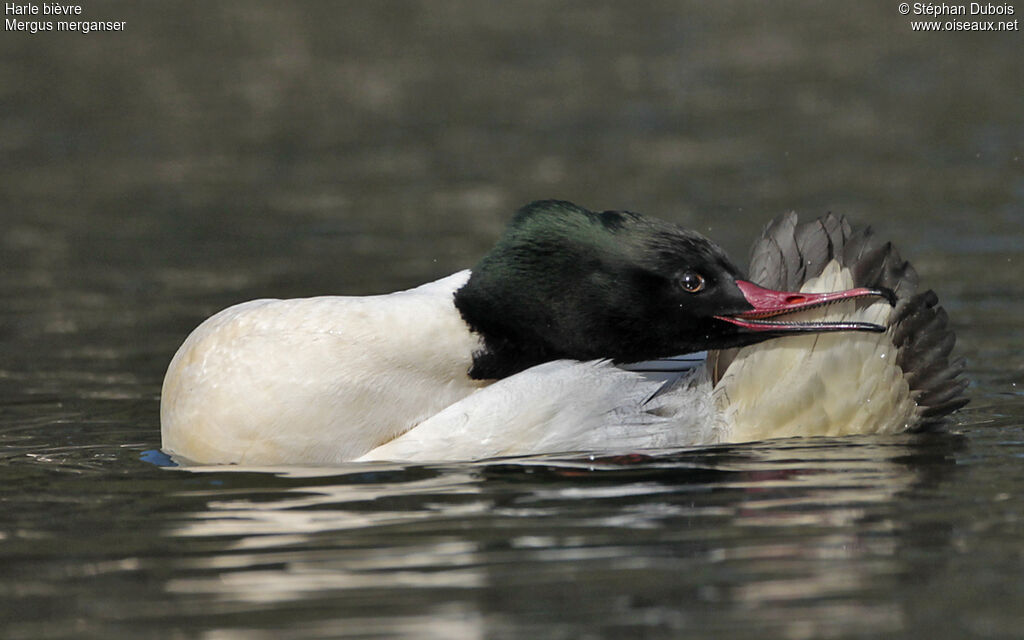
[1,2,1022,638]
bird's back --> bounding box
[160,270,485,464]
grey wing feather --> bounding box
[618,352,708,404]
[620,352,707,382]
[725,211,967,427]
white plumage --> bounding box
[162,261,920,465]
[160,205,965,465]
[712,261,917,443]
[161,271,485,464]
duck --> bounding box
[160,200,967,465]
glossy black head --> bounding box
[453,200,772,379]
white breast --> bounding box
[160,271,486,464]
[712,260,917,442]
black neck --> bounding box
[454,284,563,380]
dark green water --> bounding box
[2,2,1022,638]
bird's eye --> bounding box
[680,271,706,293]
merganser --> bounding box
[160,200,966,465]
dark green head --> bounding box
[454,200,892,380]
[452,201,745,378]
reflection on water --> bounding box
[1,0,1022,638]
[136,437,963,639]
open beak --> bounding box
[715,280,896,333]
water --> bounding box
[2,1,1023,638]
